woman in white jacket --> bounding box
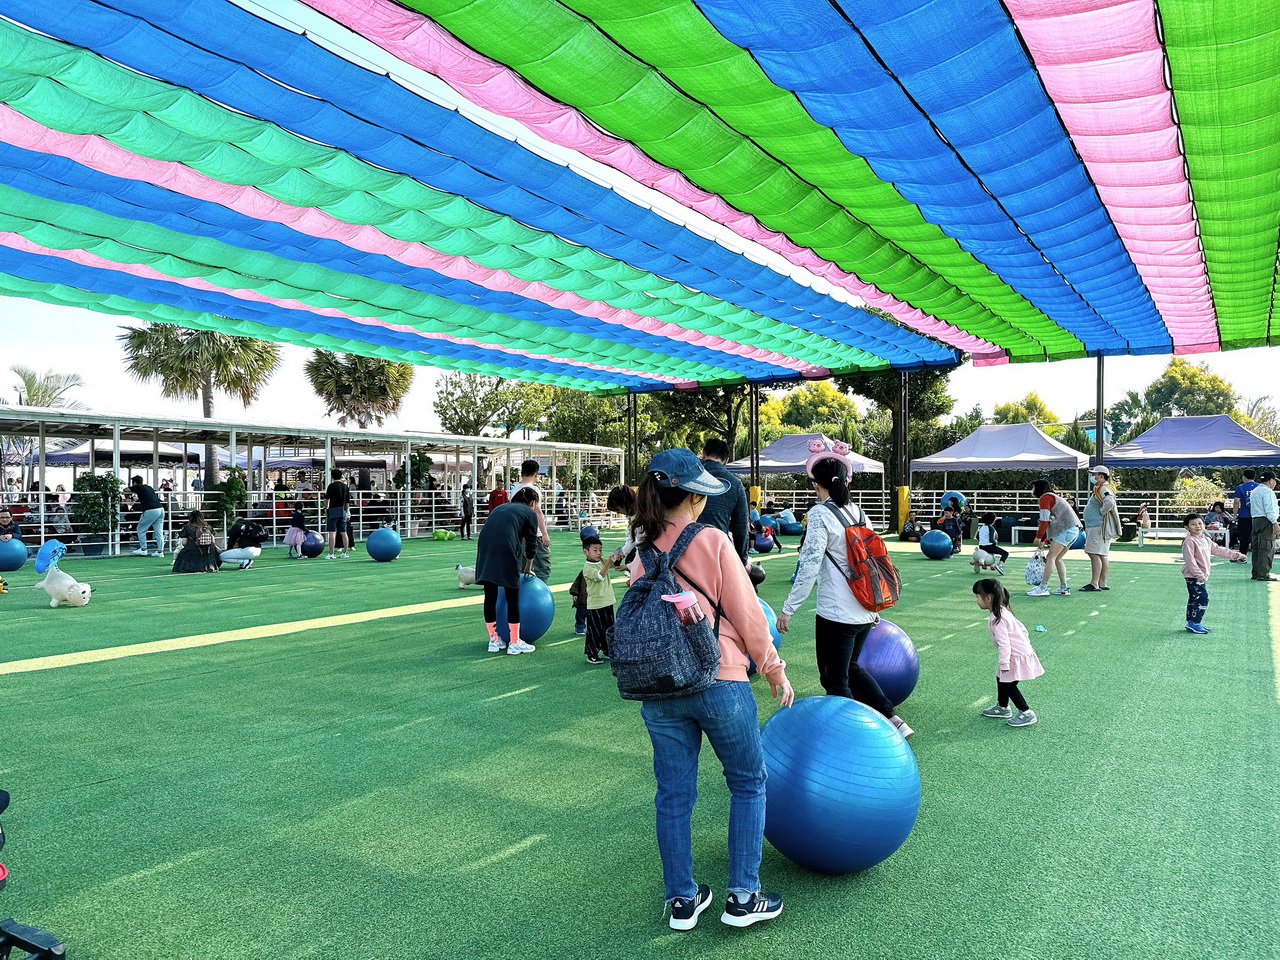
[775,440,914,740]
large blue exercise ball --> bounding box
[762,696,920,874]
[747,597,783,676]
[861,619,920,706]
[1071,528,1086,550]
[580,525,599,540]
[300,531,325,559]
[920,529,952,560]
[495,573,555,643]
[365,527,403,562]
[939,490,967,513]
[0,537,28,572]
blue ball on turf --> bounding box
[860,619,920,706]
[747,596,783,676]
[0,537,28,572]
[1072,528,1086,550]
[920,529,953,560]
[300,531,325,558]
[762,696,920,874]
[495,573,556,643]
[939,490,968,512]
[365,527,402,562]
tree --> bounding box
[118,324,281,486]
[650,384,751,453]
[1057,417,1093,455]
[2,365,87,483]
[304,350,414,429]
[433,373,510,437]
[1240,395,1280,443]
[993,391,1057,426]
[493,383,553,439]
[1144,357,1236,417]
[775,381,860,431]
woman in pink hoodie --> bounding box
[1180,512,1245,635]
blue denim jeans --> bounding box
[640,680,766,902]
[137,508,165,552]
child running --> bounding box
[580,535,614,664]
[1180,512,1245,634]
[972,579,1043,727]
[975,513,1008,574]
[284,501,308,558]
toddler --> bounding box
[580,535,614,664]
[284,501,308,558]
[973,579,1043,727]
[975,512,1008,574]
[1180,512,1244,634]
[938,507,963,555]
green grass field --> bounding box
[2,532,1277,959]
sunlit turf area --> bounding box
[2,531,1276,959]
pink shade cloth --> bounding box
[0,231,696,387]
[1008,0,1219,351]
[300,0,1008,363]
[0,105,826,377]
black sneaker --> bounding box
[721,890,783,927]
[668,883,712,931]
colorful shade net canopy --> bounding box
[0,0,1274,394]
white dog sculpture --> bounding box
[455,563,477,590]
[33,565,92,607]
[969,547,996,573]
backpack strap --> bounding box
[636,521,705,578]
[818,500,861,579]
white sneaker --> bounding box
[507,640,537,655]
[151,551,165,558]
[890,716,914,739]
[1051,586,1070,596]
[325,553,336,560]
[339,552,349,559]
[239,559,254,570]
[132,548,149,556]
[1027,585,1050,597]
[487,639,507,653]
[993,561,1005,575]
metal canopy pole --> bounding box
[894,371,910,533]
[1096,354,1106,466]
[112,423,121,556]
[626,392,638,485]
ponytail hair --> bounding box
[810,456,851,507]
[972,578,1011,623]
[633,472,692,551]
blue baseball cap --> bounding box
[646,448,729,496]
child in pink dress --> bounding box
[1180,512,1245,635]
[972,579,1044,727]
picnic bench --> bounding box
[1137,527,1229,548]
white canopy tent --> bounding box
[910,423,1089,488]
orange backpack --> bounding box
[821,502,901,613]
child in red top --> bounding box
[1180,512,1244,634]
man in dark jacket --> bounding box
[129,475,166,557]
[698,438,750,565]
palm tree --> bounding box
[304,350,415,429]
[2,365,87,483]
[118,323,282,486]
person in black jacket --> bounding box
[698,438,750,566]
[475,487,541,655]
[129,476,166,557]
[220,517,268,570]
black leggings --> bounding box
[997,679,1029,711]
[460,514,473,539]
[982,543,1010,562]
[482,582,520,623]
[815,616,895,718]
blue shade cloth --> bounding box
[0,241,663,390]
[0,0,957,369]
[697,0,1171,356]
[0,145,780,382]
[1100,416,1280,468]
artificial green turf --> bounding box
[1,533,1276,959]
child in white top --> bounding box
[972,578,1043,727]
[1180,512,1244,634]
[975,512,1009,573]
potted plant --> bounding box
[208,467,248,531]
[71,472,122,557]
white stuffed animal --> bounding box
[969,547,996,573]
[33,565,92,607]
[455,563,477,590]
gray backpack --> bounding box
[607,523,722,701]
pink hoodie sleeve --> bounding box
[1209,540,1245,562]
[990,616,1013,673]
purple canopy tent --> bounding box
[1098,416,1280,468]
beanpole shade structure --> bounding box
[0,0,1274,391]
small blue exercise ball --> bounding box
[0,537,28,572]
[365,527,402,562]
[861,619,920,706]
[1072,528,1086,550]
[747,597,783,676]
[762,696,920,874]
[300,531,325,558]
[920,529,953,560]
[495,573,556,643]
[939,490,967,512]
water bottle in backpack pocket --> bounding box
[606,524,722,701]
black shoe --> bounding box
[721,890,783,928]
[1079,584,1099,592]
[1252,575,1278,582]
[668,883,712,931]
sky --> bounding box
[2,299,1275,432]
